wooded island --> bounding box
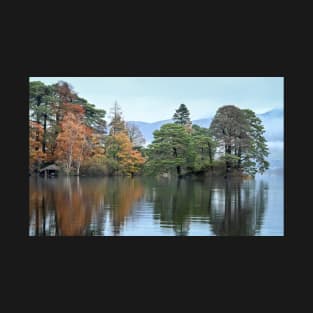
[30,80,269,178]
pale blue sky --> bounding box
[29,77,284,122]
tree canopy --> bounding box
[29,82,269,178]
[173,103,191,125]
[210,105,269,176]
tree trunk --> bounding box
[36,100,41,143]
[67,144,73,175]
[208,143,213,170]
[173,147,181,176]
[225,145,232,174]
[173,147,178,157]
[208,144,212,163]
[237,146,242,170]
[42,113,47,153]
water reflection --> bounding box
[29,176,270,236]
[207,179,268,236]
[29,177,144,236]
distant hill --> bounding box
[127,108,283,144]
[259,108,284,119]
[127,117,213,143]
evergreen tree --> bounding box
[146,124,193,176]
[210,105,249,174]
[29,81,55,154]
[173,104,191,125]
[191,125,216,171]
[241,109,269,175]
[210,105,269,176]
[75,97,106,134]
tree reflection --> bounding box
[208,179,268,236]
[148,178,213,236]
[29,177,144,236]
[29,177,101,236]
[147,176,268,236]
[105,177,144,235]
[29,176,268,236]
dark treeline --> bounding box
[29,80,269,177]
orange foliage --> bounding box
[111,132,145,175]
[55,110,92,174]
[110,178,144,231]
[29,177,145,236]
[29,121,46,171]
[63,103,85,116]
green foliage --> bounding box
[145,123,193,175]
[220,153,240,166]
[210,105,269,176]
[191,125,216,169]
[29,81,55,124]
[173,104,191,125]
[210,105,249,144]
[242,109,270,175]
[80,99,106,134]
[29,81,270,177]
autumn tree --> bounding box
[106,132,145,176]
[55,105,92,175]
[29,121,46,172]
[51,81,78,126]
[173,104,191,125]
[115,133,145,176]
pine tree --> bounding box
[146,123,193,176]
[210,105,269,176]
[210,105,249,174]
[191,125,216,170]
[173,104,191,125]
[241,109,269,175]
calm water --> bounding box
[29,174,284,236]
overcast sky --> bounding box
[29,77,284,122]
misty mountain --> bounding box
[128,108,283,144]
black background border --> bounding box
[3,14,302,295]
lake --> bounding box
[29,174,284,236]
